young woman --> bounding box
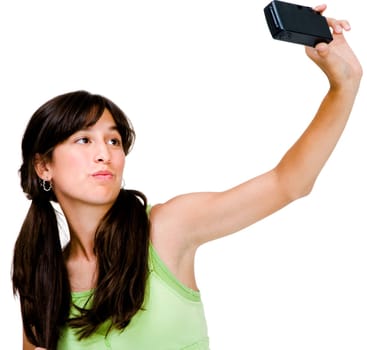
[12,5,362,350]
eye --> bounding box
[108,138,122,147]
[75,137,90,144]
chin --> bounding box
[90,190,120,206]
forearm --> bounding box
[276,83,360,199]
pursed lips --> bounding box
[91,170,114,180]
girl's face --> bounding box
[44,109,125,211]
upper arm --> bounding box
[150,168,294,248]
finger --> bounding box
[313,4,327,14]
[339,19,351,31]
[327,18,351,34]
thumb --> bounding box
[314,42,329,57]
[306,43,330,66]
[305,42,330,62]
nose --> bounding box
[94,142,111,163]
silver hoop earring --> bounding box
[41,179,52,192]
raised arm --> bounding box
[150,7,362,261]
[281,5,363,198]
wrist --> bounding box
[329,77,361,97]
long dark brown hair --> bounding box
[12,90,150,350]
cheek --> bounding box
[62,153,87,171]
[50,150,88,181]
[115,154,126,174]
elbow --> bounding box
[273,164,319,203]
[288,180,316,201]
[275,167,316,202]
[298,182,314,199]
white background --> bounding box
[1,1,366,349]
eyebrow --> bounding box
[81,124,119,132]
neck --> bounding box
[61,202,112,261]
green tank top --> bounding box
[57,243,209,349]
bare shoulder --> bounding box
[148,196,210,290]
[149,199,191,260]
[23,330,37,350]
[147,170,291,288]
[149,192,216,248]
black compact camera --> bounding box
[264,0,333,47]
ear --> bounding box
[34,153,52,180]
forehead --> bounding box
[83,109,118,131]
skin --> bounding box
[27,5,363,349]
[36,110,125,290]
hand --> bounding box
[305,4,363,91]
